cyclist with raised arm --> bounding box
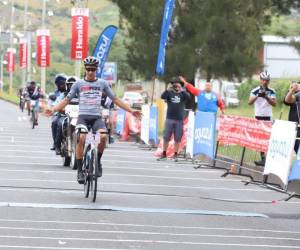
[45,56,141,184]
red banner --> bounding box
[36,29,50,67]
[218,115,272,153]
[71,8,89,60]
[6,48,15,72]
[19,38,28,68]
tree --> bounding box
[112,0,300,81]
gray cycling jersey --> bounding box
[66,78,115,116]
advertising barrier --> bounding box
[149,106,158,145]
[218,115,272,153]
[264,120,297,187]
[116,109,126,135]
[140,105,150,144]
[193,111,216,159]
[186,111,195,158]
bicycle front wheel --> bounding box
[90,148,98,203]
[31,110,35,129]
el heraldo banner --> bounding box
[36,29,50,67]
[19,38,28,69]
[71,8,89,60]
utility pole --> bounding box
[41,0,46,92]
[9,0,14,94]
[22,0,28,87]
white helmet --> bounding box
[259,71,270,81]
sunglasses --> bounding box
[85,67,97,72]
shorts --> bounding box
[163,118,184,143]
[77,115,106,133]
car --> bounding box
[122,91,144,109]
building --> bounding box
[262,35,300,78]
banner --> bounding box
[36,29,50,67]
[102,62,117,84]
[264,120,297,186]
[193,111,216,159]
[186,111,195,157]
[19,38,27,69]
[289,148,300,182]
[116,109,126,135]
[141,105,150,144]
[6,48,15,72]
[149,106,158,145]
[218,115,272,153]
[71,8,89,60]
[155,0,175,75]
[92,25,118,78]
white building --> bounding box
[262,35,300,78]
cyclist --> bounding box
[248,70,277,166]
[45,56,141,184]
[48,74,68,154]
[23,81,43,124]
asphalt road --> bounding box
[0,99,300,250]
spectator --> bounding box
[284,81,300,153]
[158,77,190,162]
[248,71,276,166]
[179,76,225,114]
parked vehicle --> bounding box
[122,91,144,109]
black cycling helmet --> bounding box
[28,81,36,86]
[66,76,77,92]
[54,74,67,86]
[83,56,99,67]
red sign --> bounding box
[36,29,50,67]
[71,8,89,60]
[6,48,16,72]
[218,115,272,153]
[19,38,28,68]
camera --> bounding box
[258,87,266,98]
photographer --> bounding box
[158,77,190,162]
[284,81,300,153]
[248,71,277,166]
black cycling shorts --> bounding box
[77,115,106,133]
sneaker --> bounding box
[77,170,84,184]
[157,155,167,161]
[97,163,102,177]
[50,144,55,150]
[173,155,178,162]
[55,148,61,155]
[34,121,38,126]
[254,160,265,166]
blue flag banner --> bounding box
[155,0,175,76]
[289,148,300,182]
[149,106,158,145]
[116,109,126,135]
[193,111,217,159]
[93,25,118,78]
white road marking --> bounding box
[0,246,123,250]
[0,235,299,248]
[0,178,272,192]
[0,226,299,241]
[10,137,14,143]
[1,218,299,234]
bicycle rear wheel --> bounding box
[31,109,35,129]
[83,147,91,198]
[90,148,98,202]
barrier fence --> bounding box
[114,105,300,200]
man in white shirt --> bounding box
[248,71,277,166]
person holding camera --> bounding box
[248,70,277,166]
[284,81,300,153]
[158,77,190,162]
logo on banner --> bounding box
[71,8,89,60]
[6,48,16,72]
[19,39,27,68]
[92,25,118,77]
[194,125,213,146]
[36,29,50,67]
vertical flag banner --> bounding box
[19,38,28,69]
[36,29,50,67]
[155,0,175,75]
[186,111,195,157]
[71,8,89,60]
[116,109,126,135]
[92,25,118,78]
[141,105,150,144]
[6,48,16,72]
